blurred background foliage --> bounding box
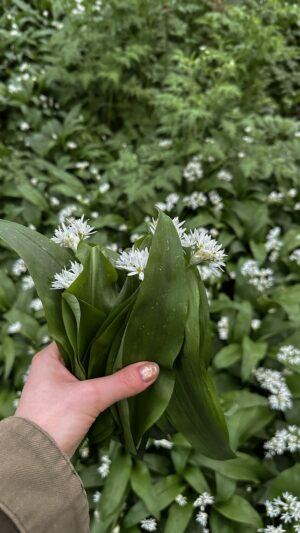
[1,0,300,531]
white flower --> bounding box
[288,188,297,198]
[164,193,179,212]
[75,160,89,169]
[66,141,77,149]
[149,216,186,243]
[99,182,110,193]
[277,345,300,366]
[159,138,172,148]
[295,202,300,211]
[195,511,208,526]
[217,169,233,181]
[209,190,224,211]
[22,275,34,290]
[11,258,27,276]
[193,492,214,510]
[114,247,149,281]
[265,227,282,262]
[218,316,229,340]
[130,233,142,243]
[241,260,274,293]
[30,298,43,311]
[254,367,292,411]
[19,121,30,131]
[92,491,101,503]
[97,455,111,479]
[183,155,203,182]
[289,249,300,266]
[8,321,22,334]
[51,261,83,290]
[182,228,226,274]
[264,426,300,457]
[58,204,78,224]
[264,493,300,529]
[140,518,157,531]
[268,191,284,204]
[251,319,261,330]
[183,191,207,210]
[238,151,245,158]
[153,439,173,449]
[51,216,95,252]
[50,196,60,207]
[175,494,187,506]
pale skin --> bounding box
[15,342,159,458]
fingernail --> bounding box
[139,363,159,382]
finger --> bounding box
[82,361,159,413]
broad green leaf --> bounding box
[166,268,233,459]
[117,211,188,450]
[215,472,236,503]
[123,475,185,528]
[164,503,193,533]
[215,494,262,528]
[190,452,268,483]
[131,461,159,518]
[3,336,16,380]
[18,182,48,211]
[0,270,16,310]
[97,447,132,532]
[0,220,72,350]
[67,246,118,313]
[241,336,267,381]
[210,510,257,533]
[267,464,300,499]
[183,464,209,493]
[213,344,241,370]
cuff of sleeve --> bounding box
[0,417,89,533]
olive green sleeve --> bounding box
[0,417,90,533]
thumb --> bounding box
[82,361,159,414]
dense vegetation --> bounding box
[1,1,300,531]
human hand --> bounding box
[14,342,159,457]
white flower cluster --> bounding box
[183,155,203,182]
[156,192,179,212]
[149,216,186,242]
[183,191,207,210]
[265,227,282,263]
[208,190,224,211]
[289,248,300,266]
[159,138,172,148]
[263,492,300,532]
[175,494,188,506]
[194,492,214,530]
[51,215,95,252]
[22,275,34,290]
[97,455,111,479]
[114,248,149,281]
[30,298,43,311]
[152,439,173,449]
[241,260,274,293]
[51,261,83,290]
[251,319,262,330]
[92,490,101,503]
[140,517,157,531]
[11,258,27,276]
[254,367,292,411]
[218,316,229,340]
[7,321,22,334]
[183,228,226,275]
[217,169,233,181]
[268,191,285,204]
[58,204,78,224]
[264,425,300,457]
[277,345,300,366]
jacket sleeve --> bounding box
[0,416,90,533]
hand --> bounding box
[15,342,159,457]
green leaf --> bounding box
[97,447,132,532]
[215,494,262,528]
[123,475,185,528]
[18,182,48,211]
[131,461,159,518]
[210,510,257,533]
[183,464,209,493]
[166,268,233,459]
[213,344,241,370]
[164,503,193,533]
[0,220,72,350]
[3,336,16,380]
[267,464,300,499]
[241,336,267,381]
[117,211,188,450]
[190,452,268,483]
